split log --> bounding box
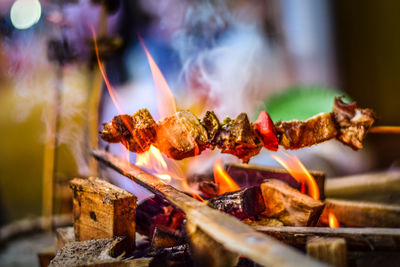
[325,171,400,203]
[306,237,347,267]
[49,237,149,267]
[319,198,400,227]
[151,225,186,248]
[253,226,400,251]
[93,149,326,267]
[226,163,325,199]
[56,227,75,251]
[260,179,325,226]
[70,177,137,253]
[207,186,265,220]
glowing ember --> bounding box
[328,212,340,228]
[213,158,241,195]
[138,36,177,118]
[271,150,320,200]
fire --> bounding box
[328,212,340,228]
[213,158,241,195]
[138,36,177,118]
[136,145,171,182]
[271,150,320,200]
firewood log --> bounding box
[253,226,400,251]
[260,179,325,226]
[306,237,347,267]
[226,163,325,199]
[319,198,400,227]
[207,186,265,220]
[151,225,186,248]
[70,177,137,253]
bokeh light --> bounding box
[10,0,41,30]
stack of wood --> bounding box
[46,151,400,267]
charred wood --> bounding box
[207,186,265,220]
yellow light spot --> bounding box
[10,0,42,30]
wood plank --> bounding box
[319,198,400,227]
[260,180,325,226]
[92,149,326,267]
[253,226,400,251]
[70,177,137,253]
[307,237,347,267]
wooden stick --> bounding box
[325,171,400,200]
[319,198,400,227]
[260,180,325,226]
[306,237,347,267]
[92,149,326,267]
[253,226,400,251]
[369,126,400,134]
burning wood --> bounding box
[319,198,400,227]
[207,186,265,220]
[100,98,376,162]
[151,225,186,248]
[92,149,324,267]
[260,179,325,226]
[70,177,137,252]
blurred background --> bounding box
[0,0,399,253]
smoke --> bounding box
[155,0,290,118]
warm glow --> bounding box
[136,145,171,182]
[213,158,241,195]
[271,150,320,200]
[328,212,340,228]
[138,36,177,118]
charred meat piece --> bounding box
[154,111,209,160]
[275,112,338,149]
[100,109,157,153]
[201,111,220,147]
[213,113,264,163]
[332,97,376,150]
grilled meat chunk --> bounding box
[201,111,220,147]
[275,113,338,149]
[214,113,264,163]
[333,97,376,150]
[100,109,157,153]
[154,111,209,160]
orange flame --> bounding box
[135,145,171,182]
[213,158,241,195]
[271,150,320,200]
[328,212,340,228]
[89,25,125,114]
[138,36,177,118]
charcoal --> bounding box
[154,111,209,160]
[332,97,376,150]
[213,113,264,163]
[198,181,219,198]
[136,196,185,237]
[207,186,265,220]
[151,225,186,248]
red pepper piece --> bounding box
[254,110,279,151]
